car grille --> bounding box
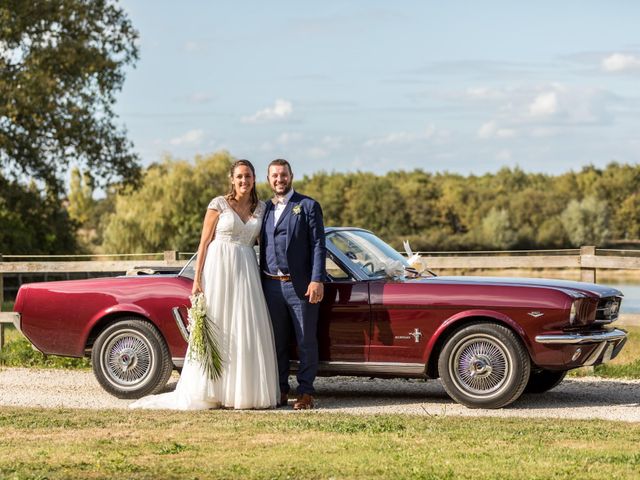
[595,296,622,324]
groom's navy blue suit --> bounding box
[260,191,326,396]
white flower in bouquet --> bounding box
[187,293,223,381]
[382,259,405,277]
[403,240,431,276]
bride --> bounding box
[130,159,279,410]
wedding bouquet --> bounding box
[402,240,433,276]
[187,293,223,381]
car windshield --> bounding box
[327,230,409,278]
[179,255,196,280]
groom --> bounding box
[261,158,326,410]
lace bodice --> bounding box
[207,196,265,246]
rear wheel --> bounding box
[524,369,566,393]
[438,323,530,409]
[91,318,173,399]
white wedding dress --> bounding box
[130,196,279,410]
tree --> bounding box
[612,193,640,240]
[0,174,77,254]
[0,0,140,191]
[341,173,409,245]
[479,208,517,249]
[67,168,96,226]
[560,196,610,247]
[102,151,233,253]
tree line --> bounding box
[4,151,637,255]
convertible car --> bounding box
[9,228,627,408]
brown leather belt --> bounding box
[263,272,291,282]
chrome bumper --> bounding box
[0,312,21,332]
[535,328,627,345]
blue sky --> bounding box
[116,1,640,179]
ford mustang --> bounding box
[8,228,627,408]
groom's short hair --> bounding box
[268,158,293,175]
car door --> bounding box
[317,255,371,362]
[367,282,428,364]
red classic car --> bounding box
[9,228,627,408]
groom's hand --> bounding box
[305,281,324,304]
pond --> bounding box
[604,282,640,314]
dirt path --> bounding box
[1,367,639,422]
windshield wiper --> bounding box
[404,265,438,277]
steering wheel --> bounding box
[361,261,374,273]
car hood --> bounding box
[407,276,623,299]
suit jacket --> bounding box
[261,191,327,299]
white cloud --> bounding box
[187,92,214,104]
[529,91,558,116]
[241,99,293,124]
[321,135,343,149]
[602,53,640,72]
[169,129,204,146]
[465,87,506,100]
[496,149,512,161]
[276,132,303,145]
[307,147,328,158]
[363,125,444,147]
[477,121,515,139]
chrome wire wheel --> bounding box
[101,329,154,389]
[438,323,530,409]
[449,334,511,398]
[92,318,173,399]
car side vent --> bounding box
[595,296,622,323]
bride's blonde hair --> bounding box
[225,159,259,212]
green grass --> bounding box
[0,334,91,368]
[1,408,640,479]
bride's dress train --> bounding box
[130,197,279,410]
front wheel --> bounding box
[92,318,173,399]
[438,323,530,409]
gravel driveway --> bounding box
[1,367,639,422]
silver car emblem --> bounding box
[409,328,423,343]
[528,311,545,318]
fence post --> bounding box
[164,250,178,264]
[0,253,3,309]
[579,246,596,283]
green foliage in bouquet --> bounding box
[187,293,223,380]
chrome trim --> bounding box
[293,360,426,376]
[535,329,627,345]
[172,307,190,343]
[173,357,184,368]
[0,312,21,333]
[170,359,427,376]
[583,342,608,366]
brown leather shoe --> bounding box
[293,394,314,410]
[277,392,289,407]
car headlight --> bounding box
[569,301,577,324]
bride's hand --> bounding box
[192,280,203,295]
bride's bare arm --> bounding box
[192,209,220,294]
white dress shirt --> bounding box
[273,189,295,225]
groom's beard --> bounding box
[272,183,292,196]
